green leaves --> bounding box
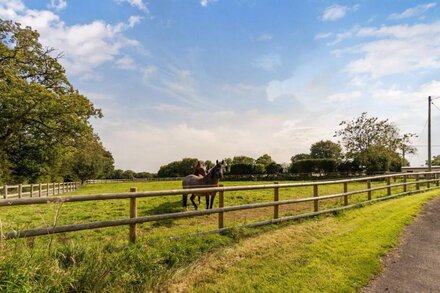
[0,20,110,183]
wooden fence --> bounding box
[1,182,80,199]
[1,172,440,243]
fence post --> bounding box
[18,184,22,199]
[313,184,319,212]
[58,183,60,194]
[343,182,348,206]
[427,174,431,189]
[386,177,391,196]
[437,173,440,187]
[46,183,50,196]
[39,183,42,197]
[218,184,224,229]
[52,183,55,196]
[30,184,34,198]
[367,180,372,200]
[3,185,7,199]
[416,174,420,191]
[129,187,137,244]
[403,175,407,193]
[274,182,280,219]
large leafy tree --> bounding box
[0,20,106,183]
[255,154,273,166]
[310,140,342,160]
[427,155,440,166]
[334,113,416,173]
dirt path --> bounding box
[363,195,440,293]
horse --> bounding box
[182,160,225,210]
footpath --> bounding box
[363,195,440,292]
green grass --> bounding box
[0,180,437,292]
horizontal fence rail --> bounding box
[1,172,440,243]
[1,182,80,200]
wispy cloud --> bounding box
[48,0,67,11]
[388,2,436,20]
[321,4,359,22]
[115,0,149,13]
[252,53,282,72]
[200,0,217,7]
[314,32,332,40]
[256,33,273,41]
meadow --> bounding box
[0,179,437,292]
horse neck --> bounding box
[203,170,220,186]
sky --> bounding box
[1,0,440,172]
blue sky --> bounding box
[1,0,440,171]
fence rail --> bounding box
[1,172,440,243]
[1,182,80,199]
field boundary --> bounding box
[1,172,440,243]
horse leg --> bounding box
[182,194,188,209]
[198,195,201,204]
[209,192,216,209]
[205,194,209,209]
[190,194,198,210]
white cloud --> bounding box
[256,33,273,41]
[115,0,149,12]
[330,21,440,78]
[326,91,362,102]
[221,83,265,96]
[48,0,66,11]
[0,1,142,76]
[142,65,157,81]
[116,56,137,70]
[321,4,359,22]
[252,53,282,72]
[314,32,332,40]
[388,2,436,20]
[200,0,217,7]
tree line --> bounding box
[157,113,419,177]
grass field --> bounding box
[0,179,437,292]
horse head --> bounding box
[210,159,225,180]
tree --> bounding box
[255,154,273,166]
[61,134,114,183]
[310,140,342,160]
[157,158,199,177]
[427,155,440,166]
[0,20,103,183]
[266,162,283,174]
[290,153,310,164]
[334,113,416,172]
[232,156,254,165]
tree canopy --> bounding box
[0,20,113,183]
[310,140,342,160]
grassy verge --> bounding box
[165,190,440,292]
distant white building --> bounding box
[402,166,440,173]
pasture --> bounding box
[0,179,438,291]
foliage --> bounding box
[310,140,342,160]
[265,162,283,174]
[290,159,338,174]
[290,153,311,164]
[255,154,273,166]
[0,20,107,183]
[229,163,254,175]
[427,155,440,166]
[334,113,416,173]
[157,158,199,177]
[232,156,255,165]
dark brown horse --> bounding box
[182,160,225,209]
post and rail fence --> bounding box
[1,172,440,244]
[1,182,80,200]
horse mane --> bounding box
[207,164,217,179]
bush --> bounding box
[290,159,338,174]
